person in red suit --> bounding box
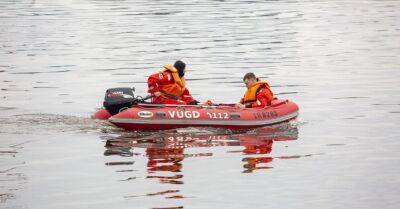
[237,72,275,108]
[147,61,198,105]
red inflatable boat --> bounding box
[94,99,299,131]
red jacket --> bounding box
[248,88,274,108]
[147,69,195,105]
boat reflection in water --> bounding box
[103,125,298,204]
[104,124,299,177]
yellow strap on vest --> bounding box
[162,64,185,88]
[160,64,186,97]
[243,80,270,103]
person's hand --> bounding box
[153,91,162,97]
[204,100,213,106]
[235,103,245,109]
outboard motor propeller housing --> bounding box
[103,87,135,115]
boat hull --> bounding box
[107,99,299,131]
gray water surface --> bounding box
[1,0,400,208]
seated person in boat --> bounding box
[237,72,274,108]
[147,60,198,105]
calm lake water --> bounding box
[1,0,400,208]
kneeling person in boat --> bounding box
[237,72,274,108]
[147,60,198,105]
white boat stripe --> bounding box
[109,111,298,126]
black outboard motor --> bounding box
[103,87,135,115]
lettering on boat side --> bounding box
[168,110,200,119]
[167,136,200,142]
[207,135,229,140]
[206,112,229,120]
[138,111,154,118]
[253,110,278,119]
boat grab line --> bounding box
[109,111,298,126]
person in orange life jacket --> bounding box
[236,72,274,108]
[147,60,199,105]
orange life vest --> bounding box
[242,80,272,103]
[160,64,186,97]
